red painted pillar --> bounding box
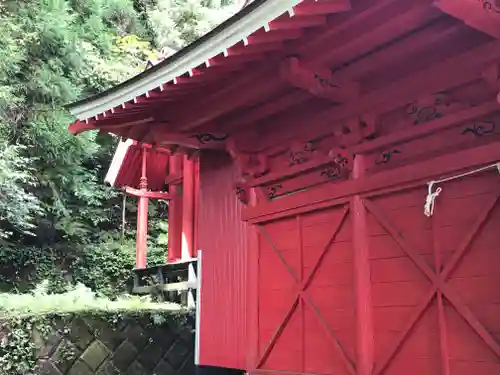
[192,154,200,257]
[181,155,195,259]
[168,153,183,262]
[136,147,149,269]
[351,154,374,375]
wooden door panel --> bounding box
[365,168,500,375]
[253,162,500,375]
[256,205,355,375]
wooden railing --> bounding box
[132,258,198,308]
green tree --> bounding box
[0,0,236,296]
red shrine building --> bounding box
[67,1,500,374]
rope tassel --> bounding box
[424,162,500,217]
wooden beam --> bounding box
[246,29,303,44]
[305,39,500,133]
[293,0,351,16]
[317,2,441,66]
[166,65,283,130]
[125,186,172,200]
[225,41,283,57]
[68,120,96,135]
[298,0,420,58]
[243,139,500,221]
[280,57,359,102]
[351,159,374,375]
[434,0,500,38]
[268,14,327,30]
[336,17,461,80]
[212,91,308,133]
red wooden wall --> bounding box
[250,161,500,375]
[197,151,249,369]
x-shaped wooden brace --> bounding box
[364,193,500,375]
[256,206,355,375]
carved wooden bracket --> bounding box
[289,140,316,166]
[321,148,353,180]
[280,57,359,103]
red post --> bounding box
[351,154,374,375]
[181,155,195,259]
[136,147,149,269]
[193,154,200,257]
[167,153,183,262]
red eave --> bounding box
[66,0,352,139]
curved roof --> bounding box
[66,0,302,121]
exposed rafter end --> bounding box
[280,57,359,102]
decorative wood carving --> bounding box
[479,0,500,13]
[289,141,315,166]
[405,93,453,125]
[280,57,359,103]
[153,131,227,150]
[321,148,353,180]
[267,184,283,199]
[462,119,496,137]
[190,133,228,145]
[375,149,402,165]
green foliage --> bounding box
[147,0,238,49]
[0,282,182,320]
[0,1,234,368]
[0,0,232,299]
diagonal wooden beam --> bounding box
[301,206,349,290]
[259,225,300,283]
[363,200,438,283]
[301,293,357,375]
[440,285,500,358]
[256,296,301,368]
[373,288,437,375]
[440,193,500,280]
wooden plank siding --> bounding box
[197,152,249,369]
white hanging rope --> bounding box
[424,161,500,217]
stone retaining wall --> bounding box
[4,314,195,375]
